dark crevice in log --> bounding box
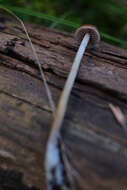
[0,168,38,190]
[0,89,52,113]
[0,20,127,189]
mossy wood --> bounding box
[0,20,127,190]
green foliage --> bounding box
[0,0,127,47]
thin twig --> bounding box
[0,5,55,114]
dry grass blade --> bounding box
[0,5,55,114]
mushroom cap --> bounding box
[75,24,100,49]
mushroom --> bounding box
[45,24,100,190]
[75,24,100,49]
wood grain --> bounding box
[0,19,127,189]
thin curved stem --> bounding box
[49,33,90,142]
[45,33,90,189]
[0,5,55,114]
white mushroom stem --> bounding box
[49,33,90,142]
[45,33,90,190]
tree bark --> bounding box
[0,20,127,190]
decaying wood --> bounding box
[0,19,127,190]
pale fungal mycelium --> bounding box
[45,24,100,190]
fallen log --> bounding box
[0,19,127,190]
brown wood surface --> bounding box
[0,19,127,190]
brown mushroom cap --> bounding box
[75,24,100,48]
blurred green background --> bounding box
[0,0,127,47]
